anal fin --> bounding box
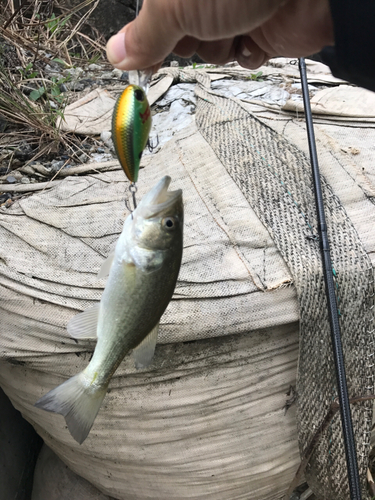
[67,304,100,339]
[132,322,159,369]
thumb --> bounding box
[106,0,183,70]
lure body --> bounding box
[112,84,152,183]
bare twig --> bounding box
[0,180,61,193]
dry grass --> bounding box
[0,0,108,161]
[1,0,106,69]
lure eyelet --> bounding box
[134,88,144,101]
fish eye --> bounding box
[162,217,176,230]
[134,88,144,101]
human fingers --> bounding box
[236,0,334,69]
[106,0,181,70]
[106,0,284,70]
[174,37,239,66]
[236,35,271,70]
[172,36,201,59]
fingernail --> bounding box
[242,46,252,58]
[106,32,127,66]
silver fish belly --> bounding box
[35,176,183,444]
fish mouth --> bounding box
[138,176,182,217]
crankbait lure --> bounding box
[112,84,152,183]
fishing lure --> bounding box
[112,84,152,183]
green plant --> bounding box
[46,12,72,37]
[247,71,264,82]
[0,63,67,132]
[29,75,70,105]
[53,57,69,67]
[88,53,102,65]
[18,63,39,80]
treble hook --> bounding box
[147,135,159,152]
[124,182,138,218]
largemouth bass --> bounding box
[36,176,183,444]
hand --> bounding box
[106,0,334,72]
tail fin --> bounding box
[35,373,107,444]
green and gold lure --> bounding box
[112,84,152,183]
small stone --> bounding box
[60,83,68,93]
[91,152,113,163]
[101,72,113,80]
[9,170,23,181]
[88,63,102,71]
[51,160,65,171]
[11,158,22,168]
[4,199,13,208]
[349,147,360,155]
[78,78,95,88]
[288,493,299,500]
[170,60,179,67]
[31,163,50,176]
[112,68,123,79]
[15,141,32,161]
[66,81,85,92]
[49,100,58,109]
[100,130,112,142]
[100,130,114,149]
[45,63,60,73]
[6,176,16,184]
[0,193,11,203]
[63,67,84,79]
[120,71,129,81]
[19,140,32,151]
[20,177,30,184]
[78,153,89,163]
[8,170,23,180]
[97,147,105,153]
[51,73,64,81]
[19,165,35,175]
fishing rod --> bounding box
[298,57,361,500]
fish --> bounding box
[112,84,152,183]
[35,176,183,444]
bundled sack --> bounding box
[0,121,300,500]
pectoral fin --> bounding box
[67,304,100,339]
[122,246,164,273]
[97,249,115,278]
[132,322,159,369]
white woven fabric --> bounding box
[1,63,375,499]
